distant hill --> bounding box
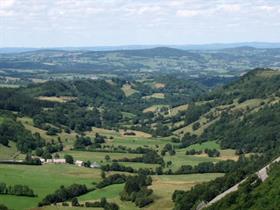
[1,47,280,78]
[1,42,280,53]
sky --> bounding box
[0,0,280,47]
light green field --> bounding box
[106,136,174,150]
[17,116,77,146]
[0,164,101,210]
[143,93,165,100]
[143,104,169,113]
[164,149,221,170]
[79,173,223,210]
[33,207,102,210]
[59,150,141,163]
[186,141,220,150]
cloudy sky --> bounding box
[0,0,280,47]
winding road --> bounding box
[197,156,280,210]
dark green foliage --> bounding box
[202,103,280,152]
[96,174,127,189]
[116,149,164,165]
[180,133,198,148]
[74,135,92,149]
[172,153,274,210]
[185,149,202,155]
[176,160,235,174]
[120,174,153,208]
[0,182,36,197]
[71,197,79,206]
[0,204,8,210]
[0,111,45,153]
[85,198,119,210]
[101,162,135,173]
[64,154,74,164]
[206,163,280,210]
[205,149,220,157]
[38,184,88,206]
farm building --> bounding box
[75,160,84,167]
[46,159,66,164]
[90,162,101,168]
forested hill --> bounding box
[172,69,280,210]
[206,162,280,210]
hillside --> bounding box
[0,68,280,210]
[206,162,280,210]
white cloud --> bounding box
[257,5,275,12]
[0,0,15,8]
[217,4,241,12]
[176,9,200,17]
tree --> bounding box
[101,170,106,179]
[105,155,111,162]
[64,155,74,164]
[71,197,79,206]
[0,204,8,210]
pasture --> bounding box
[121,84,138,96]
[78,173,223,210]
[0,164,101,210]
[37,96,77,103]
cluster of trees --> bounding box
[161,143,176,156]
[74,133,106,150]
[96,174,127,189]
[180,133,198,148]
[101,162,134,173]
[0,204,8,210]
[185,149,202,155]
[85,198,119,210]
[176,160,235,174]
[0,182,36,197]
[120,174,153,208]
[204,149,220,157]
[206,68,280,105]
[0,111,45,153]
[115,149,164,165]
[33,104,102,133]
[35,142,63,159]
[38,184,88,206]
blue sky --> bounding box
[0,0,280,47]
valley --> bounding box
[0,48,280,210]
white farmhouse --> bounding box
[53,159,66,164]
[90,162,101,168]
[75,160,84,167]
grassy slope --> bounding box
[0,164,101,210]
[78,173,224,210]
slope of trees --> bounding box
[202,103,280,152]
[206,162,280,210]
[120,174,153,208]
[0,111,45,153]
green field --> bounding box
[34,207,102,210]
[0,164,101,210]
[78,173,224,210]
[186,141,220,150]
[59,150,141,163]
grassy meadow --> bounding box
[0,164,101,210]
